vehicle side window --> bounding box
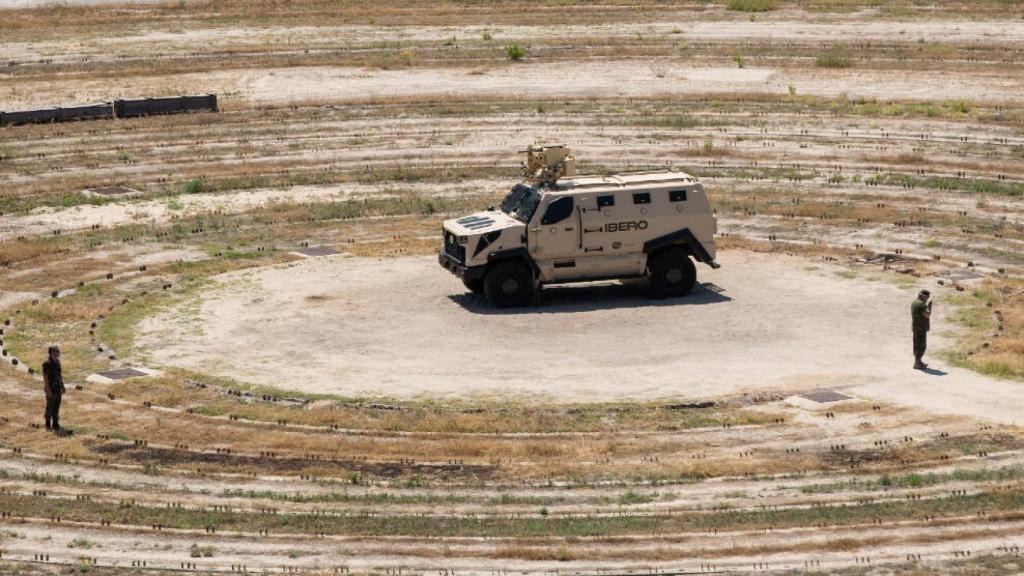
[632,192,651,205]
[669,189,687,202]
[540,196,574,225]
[597,195,615,208]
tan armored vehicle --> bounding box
[439,145,719,307]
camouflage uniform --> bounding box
[911,295,930,367]
[42,358,64,430]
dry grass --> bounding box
[945,278,1024,380]
[0,237,72,270]
[2,3,1024,570]
[4,0,1014,36]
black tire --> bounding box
[462,277,485,294]
[484,262,534,308]
[648,250,696,298]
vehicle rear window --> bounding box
[669,189,687,202]
[632,192,651,205]
[597,195,615,208]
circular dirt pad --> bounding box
[137,251,938,402]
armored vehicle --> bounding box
[439,145,719,307]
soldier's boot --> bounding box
[914,356,927,370]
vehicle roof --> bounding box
[547,170,700,194]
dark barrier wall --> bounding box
[59,103,114,122]
[0,103,113,126]
[113,94,218,118]
[1,94,217,126]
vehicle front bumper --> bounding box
[438,252,487,283]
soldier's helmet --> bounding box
[919,289,930,297]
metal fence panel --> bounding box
[1,108,61,125]
[114,94,217,118]
[2,94,217,126]
[58,103,113,122]
[0,103,113,126]
[182,94,218,113]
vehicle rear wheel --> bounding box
[462,277,484,294]
[649,250,696,298]
[484,262,534,308]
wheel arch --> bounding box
[643,228,717,268]
[486,248,539,277]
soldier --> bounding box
[42,345,65,432]
[911,289,932,370]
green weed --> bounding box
[189,544,215,558]
[726,0,774,12]
[815,51,852,68]
[184,178,204,194]
[505,43,525,60]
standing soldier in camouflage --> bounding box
[911,289,932,370]
[42,346,65,432]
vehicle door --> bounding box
[576,192,646,277]
[528,194,582,280]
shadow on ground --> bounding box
[449,281,732,315]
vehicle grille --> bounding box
[444,231,465,264]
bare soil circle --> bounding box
[134,250,961,403]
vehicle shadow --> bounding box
[448,281,732,315]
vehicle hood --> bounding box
[443,211,524,235]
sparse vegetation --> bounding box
[945,279,1024,379]
[190,544,216,558]
[505,43,525,60]
[815,51,853,68]
[727,0,774,12]
[68,538,94,549]
[948,99,972,114]
[2,2,1023,573]
[184,178,204,194]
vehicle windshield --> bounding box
[499,183,542,223]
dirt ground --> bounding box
[7,62,1024,110]
[0,180,497,242]
[3,2,1024,573]
[132,250,1012,422]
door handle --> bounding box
[576,206,584,249]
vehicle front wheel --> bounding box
[462,277,485,294]
[648,250,696,298]
[484,262,534,308]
